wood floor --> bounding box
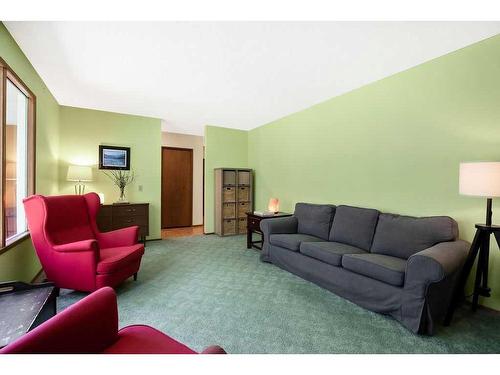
[161,225,204,239]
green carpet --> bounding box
[58,235,500,353]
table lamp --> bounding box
[268,198,280,214]
[67,165,93,195]
[445,161,500,324]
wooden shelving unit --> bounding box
[214,168,253,236]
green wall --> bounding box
[204,125,248,233]
[59,106,162,239]
[204,35,500,310]
[248,35,500,310]
[0,23,60,282]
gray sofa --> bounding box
[260,203,470,334]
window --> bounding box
[0,57,35,249]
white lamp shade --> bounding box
[67,165,93,182]
[459,162,500,197]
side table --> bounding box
[246,212,292,250]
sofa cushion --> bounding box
[300,241,367,266]
[371,213,459,259]
[329,205,379,250]
[269,233,323,252]
[97,244,145,274]
[342,253,407,287]
[294,203,336,240]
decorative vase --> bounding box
[116,186,129,204]
[103,170,135,205]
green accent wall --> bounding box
[249,34,500,310]
[206,35,500,310]
[59,106,162,239]
[204,125,248,233]
[0,23,60,282]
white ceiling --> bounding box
[5,22,500,135]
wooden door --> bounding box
[161,147,193,228]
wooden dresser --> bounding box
[97,203,149,243]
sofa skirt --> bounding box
[265,244,448,335]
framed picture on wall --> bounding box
[99,145,131,170]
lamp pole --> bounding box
[445,197,500,325]
[447,162,500,325]
[486,198,492,226]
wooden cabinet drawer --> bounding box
[99,205,113,217]
[97,206,112,232]
[97,215,113,232]
[238,218,247,233]
[223,202,236,218]
[97,203,149,240]
[238,186,250,201]
[113,215,148,227]
[238,202,249,217]
[223,186,236,202]
[113,205,148,217]
[223,219,236,235]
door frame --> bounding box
[161,146,193,229]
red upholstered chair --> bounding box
[23,193,144,292]
[0,287,226,354]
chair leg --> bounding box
[133,272,138,281]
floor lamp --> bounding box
[445,162,500,324]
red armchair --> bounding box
[23,193,144,292]
[0,287,226,354]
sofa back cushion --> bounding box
[294,203,336,240]
[329,205,379,250]
[371,213,459,259]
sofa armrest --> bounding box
[405,240,470,287]
[260,216,298,236]
[97,226,140,248]
[0,287,119,354]
[260,216,298,262]
[53,239,99,253]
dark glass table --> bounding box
[0,281,58,348]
